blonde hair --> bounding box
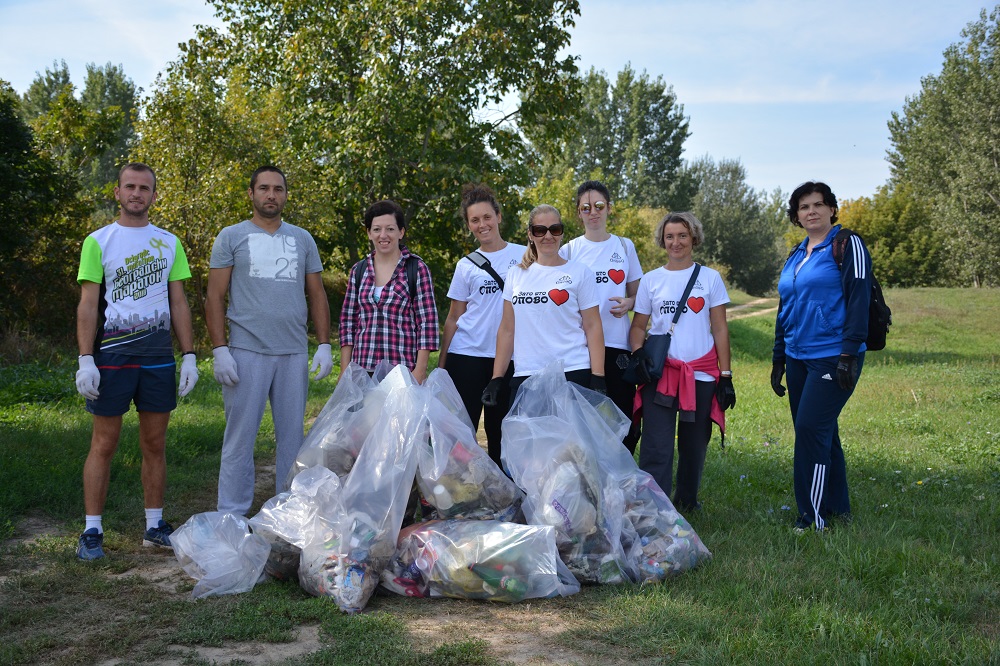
[519,204,561,269]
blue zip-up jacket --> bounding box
[773,225,872,361]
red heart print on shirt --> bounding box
[548,289,570,306]
[687,296,705,313]
[608,269,625,284]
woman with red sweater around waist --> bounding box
[629,212,735,512]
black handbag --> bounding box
[623,264,701,384]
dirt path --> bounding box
[727,297,777,321]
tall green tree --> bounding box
[136,0,582,312]
[19,60,72,121]
[80,63,138,194]
[688,156,784,296]
[888,7,1000,286]
[529,65,690,211]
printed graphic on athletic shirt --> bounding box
[512,273,573,306]
[100,237,174,351]
[247,233,298,281]
[478,279,502,295]
[594,250,627,285]
[657,279,707,315]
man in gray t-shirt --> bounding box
[205,166,332,517]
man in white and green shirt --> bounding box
[74,163,198,560]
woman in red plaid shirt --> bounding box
[338,200,439,382]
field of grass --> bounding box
[0,287,997,665]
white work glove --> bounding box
[75,355,101,400]
[310,343,333,381]
[212,346,240,386]
[178,354,199,397]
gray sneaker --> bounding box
[77,528,105,560]
[142,520,174,549]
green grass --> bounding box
[1,288,998,665]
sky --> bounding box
[0,0,992,201]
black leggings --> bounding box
[605,346,640,454]
[442,353,513,467]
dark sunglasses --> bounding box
[579,201,607,214]
[529,223,565,238]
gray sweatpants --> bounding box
[217,348,308,516]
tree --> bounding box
[136,0,582,314]
[528,65,690,211]
[888,7,1000,286]
[0,80,90,338]
[838,184,948,287]
[19,60,72,121]
[80,63,138,194]
[687,156,784,296]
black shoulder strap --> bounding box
[831,228,854,270]
[351,259,366,301]
[405,255,418,302]
[465,251,505,291]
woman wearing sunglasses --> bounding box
[482,204,605,408]
[560,180,644,453]
[628,212,735,513]
[438,184,525,466]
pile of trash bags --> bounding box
[171,362,711,611]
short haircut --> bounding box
[787,181,838,227]
[460,183,501,221]
[364,199,406,230]
[118,162,156,191]
[575,179,611,207]
[250,165,287,190]
[655,211,704,249]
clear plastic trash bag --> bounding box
[618,469,712,582]
[286,363,379,485]
[249,466,344,581]
[299,373,424,612]
[171,512,270,598]
[416,373,523,521]
[380,519,579,602]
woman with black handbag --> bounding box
[627,212,735,512]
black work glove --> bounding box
[836,354,859,391]
[590,374,607,395]
[770,360,786,397]
[627,347,653,385]
[716,376,736,411]
[481,377,504,406]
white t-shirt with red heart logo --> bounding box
[634,263,730,382]
[559,235,643,350]
[503,259,599,377]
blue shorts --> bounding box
[86,352,177,416]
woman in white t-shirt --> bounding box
[482,204,605,408]
[629,212,737,512]
[560,180,643,453]
[439,184,526,466]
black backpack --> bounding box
[350,256,419,304]
[830,229,892,351]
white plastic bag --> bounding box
[171,512,270,598]
[381,519,579,602]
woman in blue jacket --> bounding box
[772,181,871,532]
